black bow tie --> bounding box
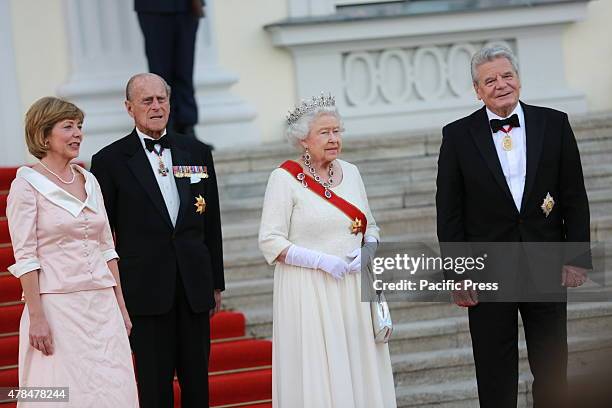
[490,114,520,133]
[144,136,170,152]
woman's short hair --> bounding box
[285,106,343,149]
[25,97,84,159]
[471,45,520,84]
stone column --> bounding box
[0,0,26,166]
[59,0,258,159]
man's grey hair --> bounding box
[471,45,520,84]
[125,73,172,101]
[285,106,343,150]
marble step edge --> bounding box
[221,232,437,269]
[222,206,436,239]
[220,216,612,271]
[394,335,612,408]
[394,376,526,407]
[224,263,612,297]
[391,333,612,375]
[213,112,612,169]
[221,206,612,241]
[220,178,436,212]
[238,301,612,340]
[219,181,612,216]
[216,154,612,191]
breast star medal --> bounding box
[194,195,206,214]
[350,217,363,235]
[541,192,555,217]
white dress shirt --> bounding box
[136,127,180,226]
[486,104,527,211]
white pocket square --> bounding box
[190,175,202,184]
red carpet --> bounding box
[0,194,7,219]
[0,275,21,304]
[0,168,16,191]
[0,167,272,407]
[0,220,8,243]
[0,248,14,273]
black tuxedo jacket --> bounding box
[91,130,224,316]
[436,102,591,283]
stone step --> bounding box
[221,229,438,283]
[388,302,612,355]
[213,113,612,178]
[392,334,612,388]
[221,205,437,254]
[395,376,528,408]
[217,148,612,202]
[223,212,612,270]
[239,300,612,348]
[219,177,612,227]
[394,334,612,407]
[220,220,611,282]
[220,178,436,222]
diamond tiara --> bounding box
[286,93,336,126]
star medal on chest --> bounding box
[350,217,363,235]
[541,192,555,217]
[194,195,206,214]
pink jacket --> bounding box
[6,166,117,293]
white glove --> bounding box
[346,236,379,274]
[285,245,349,280]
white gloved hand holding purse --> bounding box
[347,236,379,274]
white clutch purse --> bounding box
[366,259,393,343]
[371,291,393,343]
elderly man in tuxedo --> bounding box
[436,46,590,407]
[91,73,224,407]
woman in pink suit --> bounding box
[6,97,139,407]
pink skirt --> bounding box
[18,287,139,407]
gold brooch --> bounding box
[541,192,555,217]
[194,195,206,214]
[350,218,363,235]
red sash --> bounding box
[280,160,367,236]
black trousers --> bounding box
[130,274,211,408]
[468,302,568,408]
[137,12,200,130]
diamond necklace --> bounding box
[302,149,334,199]
[39,160,76,184]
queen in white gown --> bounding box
[258,95,396,408]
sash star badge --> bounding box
[194,195,206,214]
[350,217,363,235]
[541,192,555,217]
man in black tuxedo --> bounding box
[135,0,204,137]
[436,46,590,407]
[91,73,224,407]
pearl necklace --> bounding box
[39,160,76,185]
[302,149,334,199]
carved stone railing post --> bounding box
[268,1,589,137]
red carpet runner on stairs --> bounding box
[0,166,272,407]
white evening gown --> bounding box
[259,159,397,408]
